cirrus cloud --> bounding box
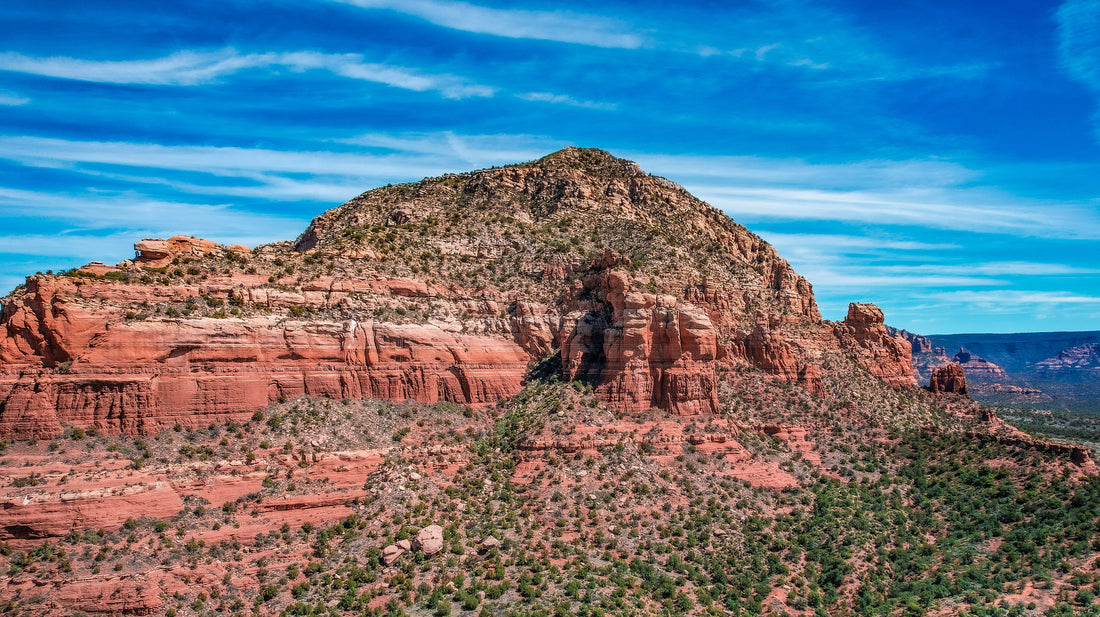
[0,49,495,98]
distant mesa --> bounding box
[1033,342,1100,371]
[951,347,1006,377]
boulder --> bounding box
[382,544,404,566]
[412,525,444,556]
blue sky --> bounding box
[1,0,1099,334]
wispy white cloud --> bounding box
[789,261,1097,290]
[329,0,644,49]
[0,49,494,98]
[928,290,1100,307]
[787,58,831,70]
[0,89,29,106]
[336,131,562,169]
[0,49,260,86]
[0,231,168,258]
[878,262,1100,276]
[7,134,1095,241]
[798,270,1004,289]
[756,233,998,289]
[807,62,996,86]
[0,133,564,203]
[330,0,989,90]
[0,187,305,240]
[0,187,305,295]
[73,168,369,203]
[754,43,782,62]
[0,225,300,295]
[517,92,617,110]
[648,1,995,85]
[629,153,1100,239]
[1058,1,1100,89]
[766,235,1099,278]
[759,232,958,253]
[757,229,1100,326]
[633,153,982,189]
[698,184,1098,239]
[0,135,398,177]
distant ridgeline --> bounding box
[889,327,1100,412]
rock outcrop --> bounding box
[55,579,164,616]
[134,235,226,268]
[929,362,968,396]
[0,272,529,438]
[830,303,917,389]
[887,326,934,354]
[559,261,719,415]
[730,327,825,395]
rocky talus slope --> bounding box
[0,148,914,439]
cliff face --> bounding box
[0,148,915,438]
[0,275,530,438]
[558,264,719,415]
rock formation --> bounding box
[929,362,968,396]
[0,273,529,438]
[887,326,933,354]
[559,262,719,415]
[830,303,916,389]
[134,235,232,268]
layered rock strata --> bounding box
[0,276,528,438]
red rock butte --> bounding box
[0,147,917,439]
[929,362,969,396]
